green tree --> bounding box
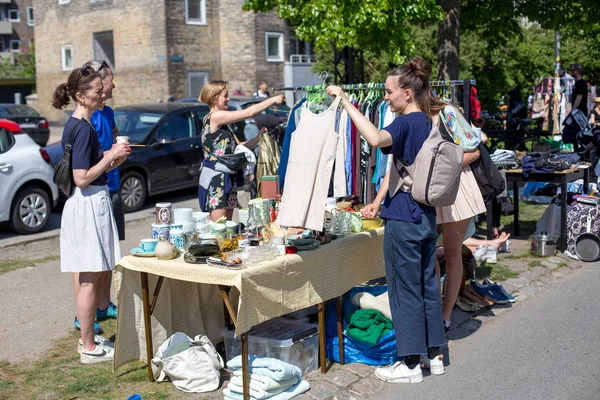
[242,0,444,64]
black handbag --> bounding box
[470,142,506,203]
[53,120,83,196]
[215,152,247,173]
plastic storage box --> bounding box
[221,318,319,375]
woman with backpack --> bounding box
[434,105,486,332]
[327,57,446,383]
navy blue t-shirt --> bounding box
[379,112,435,222]
[61,117,107,187]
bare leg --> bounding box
[78,272,102,351]
[464,232,511,252]
[441,218,470,322]
[72,273,80,306]
[210,208,228,222]
[97,271,112,311]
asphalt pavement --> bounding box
[373,262,600,400]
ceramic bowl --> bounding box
[362,217,383,231]
[211,223,226,233]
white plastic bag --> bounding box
[151,332,224,393]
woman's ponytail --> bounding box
[52,83,71,109]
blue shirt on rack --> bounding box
[278,98,306,188]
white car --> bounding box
[0,119,58,234]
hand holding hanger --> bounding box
[325,85,349,105]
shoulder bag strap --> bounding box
[64,119,83,154]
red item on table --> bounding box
[285,246,298,254]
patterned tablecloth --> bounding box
[113,227,385,371]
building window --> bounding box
[26,6,33,26]
[8,9,19,22]
[265,32,284,62]
[58,0,71,5]
[93,31,115,70]
[187,71,210,97]
[185,0,206,25]
[10,40,20,53]
[61,44,73,71]
[0,39,5,53]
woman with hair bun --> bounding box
[327,57,446,383]
[53,67,130,364]
[198,80,284,221]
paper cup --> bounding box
[116,136,130,144]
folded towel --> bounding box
[227,356,302,381]
[224,379,310,400]
[231,372,299,392]
[346,309,393,345]
[227,380,293,399]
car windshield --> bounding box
[241,102,290,117]
[0,106,40,118]
[114,111,164,144]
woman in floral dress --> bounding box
[198,81,284,221]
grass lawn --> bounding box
[0,319,205,400]
[479,200,548,239]
[0,256,59,276]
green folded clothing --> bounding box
[346,309,393,345]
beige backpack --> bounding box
[388,121,463,207]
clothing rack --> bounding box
[274,79,476,123]
[273,80,476,92]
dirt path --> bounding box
[0,219,148,363]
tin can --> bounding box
[156,202,172,224]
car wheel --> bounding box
[121,171,147,213]
[9,186,52,234]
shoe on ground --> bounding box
[80,343,114,364]
[375,360,423,383]
[455,296,482,312]
[74,317,103,335]
[77,335,114,354]
[472,245,488,261]
[96,302,118,321]
[420,354,445,375]
[483,278,516,303]
[484,246,498,264]
[470,280,509,305]
[473,245,498,264]
[499,239,511,253]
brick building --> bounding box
[33,0,317,124]
[0,0,33,55]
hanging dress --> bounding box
[199,115,238,211]
[276,97,342,231]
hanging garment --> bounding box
[277,97,342,231]
[256,131,281,194]
[278,98,307,188]
[345,111,353,195]
[334,107,348,198]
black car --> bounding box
[45,102,212,212]
[0,104,50,146]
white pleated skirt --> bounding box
[436,165,486,224]
[60,185,121,273]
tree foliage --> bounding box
[242,0,444,63]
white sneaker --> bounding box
[77,335,114,354]
[374,361,423,383]
[80,343,114,364]
[472,245,488,261]
[420,354,445,375]
[499,239,511,253]
[485,246,498,264]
